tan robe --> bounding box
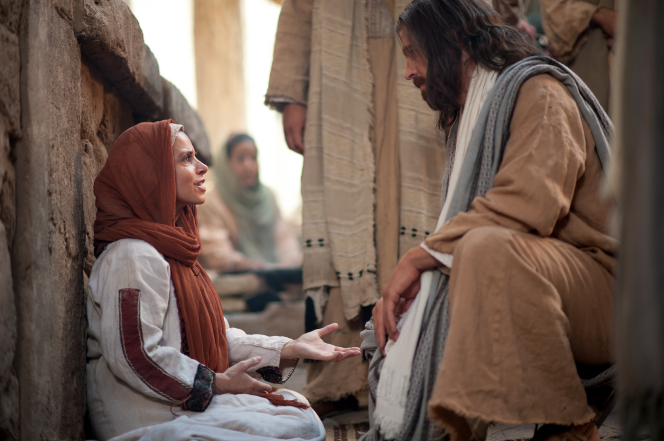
[541,0,616,110]
[424,74,616,439]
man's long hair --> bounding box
[396,0,542,129]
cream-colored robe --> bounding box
[425,74,615,439]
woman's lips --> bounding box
[194,179,206,191]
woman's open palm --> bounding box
[280,324,360,362]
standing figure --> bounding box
[265,0,446,413]
[540,0,617,110]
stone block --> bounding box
[162,78,213,165]
[14,2,86,438]
[0,0,21,34]
[53,0,74,24]
[74,0,163,118]
[0,24,20,137]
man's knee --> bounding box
[454,226,520,266]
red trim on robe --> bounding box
[118,288,191,402]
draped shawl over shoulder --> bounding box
[93,119,229,373]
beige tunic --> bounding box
[424,74,615,438]
[266,0,404,402]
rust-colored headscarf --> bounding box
[93,120,307,409]
[94,119,229,372]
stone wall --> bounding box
[0,0,211,438]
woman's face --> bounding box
[229,140,259,188]
[173,132,208,213]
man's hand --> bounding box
[214,357,273,396]
[282,103,307,154]
[280,323,361,361]
[592,7,616,48]
[374,246,440,355]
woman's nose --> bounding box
[197,160,208,174]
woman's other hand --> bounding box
[374,246,439,355]
[280,323,361,361]
[282,103,307,154]
[214,357,273,396]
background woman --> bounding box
[198,133,301,273]
[87,120,359,440]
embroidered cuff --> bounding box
[182,364,215,412]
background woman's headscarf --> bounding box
[215,134,278,263]
[93,119,229,373]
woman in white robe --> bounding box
[87,120,359,441]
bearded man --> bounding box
[365,0,616,440]
[540,0,618,111]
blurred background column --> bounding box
[194,0,247,156]
[613,0,664,438]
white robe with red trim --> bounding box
[86,238,325,441]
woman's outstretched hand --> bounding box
[280,323,361,361]
[214,357,273,396]
[374,246,440,355]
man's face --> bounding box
[400,29,428,101]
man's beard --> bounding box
[413,75,427,102]
[414,74,436,110]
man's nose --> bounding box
[404,62,416,80]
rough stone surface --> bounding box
[162,78,213,165]
[0,23,20,137]
[0,118,15,250]
[14,1,87,438]
[97,73,136,151]
[0,0,22,34]
[0,221,18,441]
[54,0,75,24]
[80,59,117,275]
[74,0,163,118]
